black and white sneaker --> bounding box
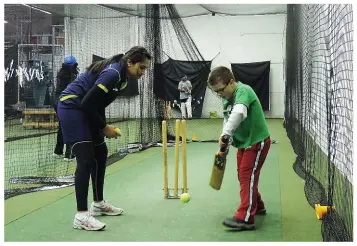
[222,217,256,230]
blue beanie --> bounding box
[64,56,77,65]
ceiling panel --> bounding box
[5,4,287,20]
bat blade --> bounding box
[209,135,230,190]
[209,154,227,190]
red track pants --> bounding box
[234,137,271,223]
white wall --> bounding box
[65,9,286,119]
[182,14,287,118]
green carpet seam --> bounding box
[5,191,75,226]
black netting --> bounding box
[285,4,353,241]
[4,4,214,199]
[5,4,353,242]
[4,4,71,199]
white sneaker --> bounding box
[52,153,63,158]
[73,212,106,231]
[90,201,124,216]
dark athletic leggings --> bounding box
[71,141,108,211]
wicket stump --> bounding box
[162,119,188,199]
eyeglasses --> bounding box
[209,83,229,94]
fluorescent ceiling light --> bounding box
[22,4,52,15]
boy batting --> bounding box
[208,66,271,230]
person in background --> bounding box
[178,75,192,119]
[53,56,79,161]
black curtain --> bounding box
[153,58,211,118]
[4,44,19,107]
[231,61,270,111]
[92,54,139,97]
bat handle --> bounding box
[220,135,230,152]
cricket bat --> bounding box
[209,135,230,190]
